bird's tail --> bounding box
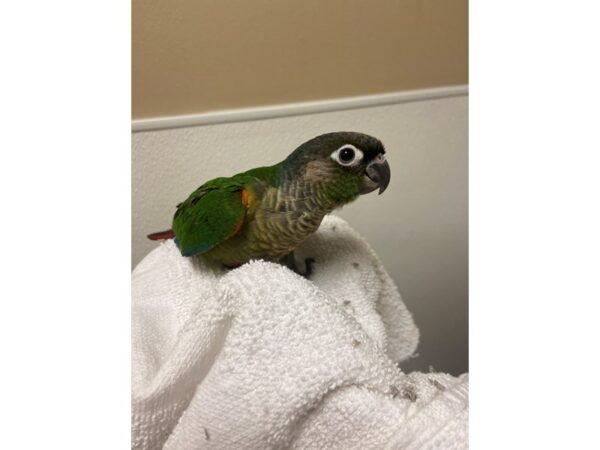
[147,229,175,240]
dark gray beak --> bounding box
[361,154,391,195]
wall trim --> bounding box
[132,84,468,132]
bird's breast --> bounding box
[245,185,329,258]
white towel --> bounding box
[132,215,468,449]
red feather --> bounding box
[147,229,175,241]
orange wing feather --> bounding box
[232,188,254,235]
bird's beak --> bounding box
[360,154,391,195]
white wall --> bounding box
[132,95,468,375]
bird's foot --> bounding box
[302,257,316,278]
[281,253,316,278]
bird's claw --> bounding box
[302,257,316,278]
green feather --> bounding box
[172,166,280,257]
[172,179,246,256]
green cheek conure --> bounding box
[148,132,391,275]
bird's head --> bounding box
[283,132,391,206]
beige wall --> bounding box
[133,0,468,119]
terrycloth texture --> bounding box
[132,215,468,449]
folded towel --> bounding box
[132,215,468,449]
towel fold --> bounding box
[132,215,468,449]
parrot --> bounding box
[147,132,391,275]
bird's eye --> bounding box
[339,147,355,163]
[331,145,363,166]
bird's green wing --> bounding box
[172,178,247,257]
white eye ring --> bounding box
[330,144,364,166]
